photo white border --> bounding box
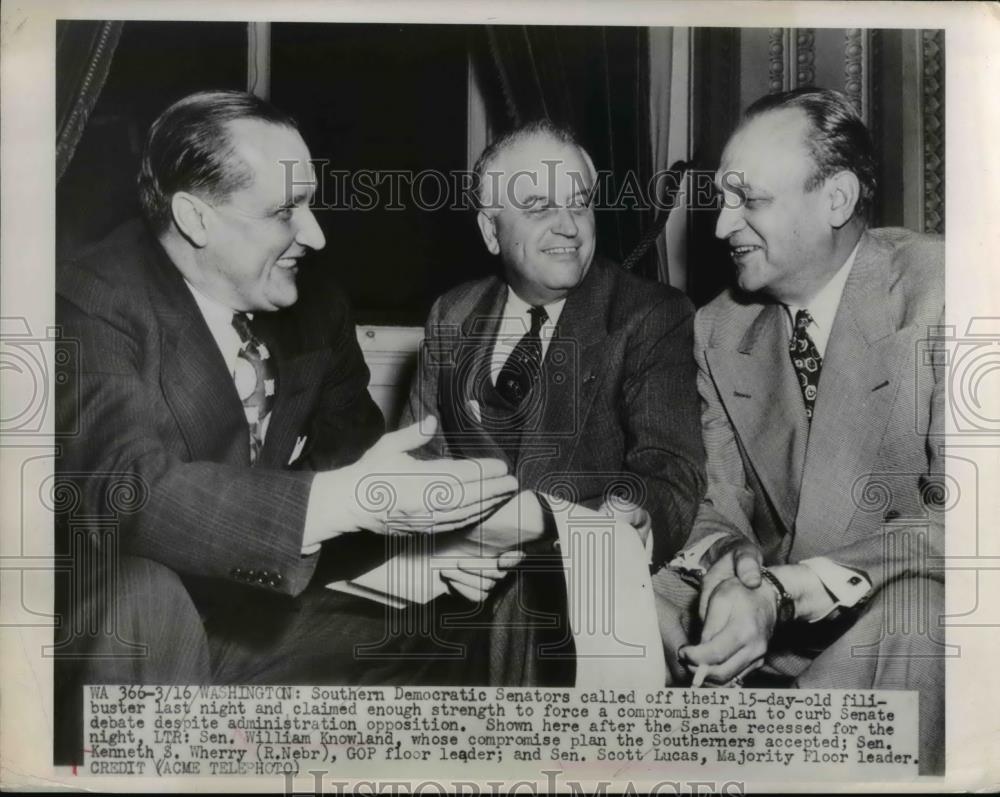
[2,0,998,791]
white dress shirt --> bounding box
[489,286,566,386]
[671,240,872,620]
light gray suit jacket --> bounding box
[689,227,944,593]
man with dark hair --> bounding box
[652,88,945,773]
[403,120,705,685]
[54,90,516,761]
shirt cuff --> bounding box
[636,521,653,565]
[799,557,871,621]
[668,531,729,574]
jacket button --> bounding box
[273,573,283,583]
[848,576,862,586]
[268,578,279,588]
[230,568,242,578]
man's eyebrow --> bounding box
[520,192,550,205]
[715,175,748,192]
[280,186,316,208]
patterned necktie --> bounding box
[231,312,277,464]
[789,308,823,421]
[495,305,549,405]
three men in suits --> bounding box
[402,120,706,685]
[54,90,516,761]
[652,88,945,773]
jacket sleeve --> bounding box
[398,295,450,459]
[619,293,707,566]
[55,285,379,598]
[688,303,945,595]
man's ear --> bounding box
[476,210,501,255]
[170,192,210,248]
[826,170,861,228]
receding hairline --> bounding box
[477,130,596,212]
[214,118,315,197]
[718,106,819,181]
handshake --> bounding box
[311,416,652,603]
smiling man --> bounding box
[54,91,517,763]
[402,119,705,685]
[651,88,945,774]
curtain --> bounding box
[56,20,123,182]
[648,27,678,287]
[478,25,660,280]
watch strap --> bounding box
[760,567,795,623]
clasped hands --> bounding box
[676,538,777,687]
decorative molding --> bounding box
[921,30,945,234]
[844,28,870,123]
[794,28,816,87]
[768,28,785,93]
[769,28,815,92]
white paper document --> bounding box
[327,493,666,688]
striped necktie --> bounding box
[231,312,277,464]
[496,305,549,405]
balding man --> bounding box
[402,119,705,685]
[652,88,945,774]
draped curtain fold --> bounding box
[56,20,123,182]
[478,26,664,281]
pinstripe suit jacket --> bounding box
[689,228,944,591]
[56,219,384,599]
[402,256,706,568]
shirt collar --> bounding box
[504,285,566,329]
[184,280,245,373]
[784,238,861,356]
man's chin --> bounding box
[264,284,299,311]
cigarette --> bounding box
[691,664,709,688]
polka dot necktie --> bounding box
[496,305,549,406]
[789,309,823,421]
[231,312,277,464]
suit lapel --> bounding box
[147,237,320,470]
[519,262,615,488]
[705,303,809,535]
[439,279,509,462]
[147,242,251,466]
[793,232,908,554]
[254,314,330,469]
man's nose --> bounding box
[295,207,326,251]
[551,207,579,236]
[714,202,745,241]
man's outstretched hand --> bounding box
[304,416,518,545]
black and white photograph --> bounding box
[2,1,998,792]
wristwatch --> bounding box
[760,568,795,623]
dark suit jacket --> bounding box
[56,219,384,599]
[401,257,705,685]
[688,227,945,591]
[402,255,706,567]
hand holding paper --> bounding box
[436,490,546,602]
